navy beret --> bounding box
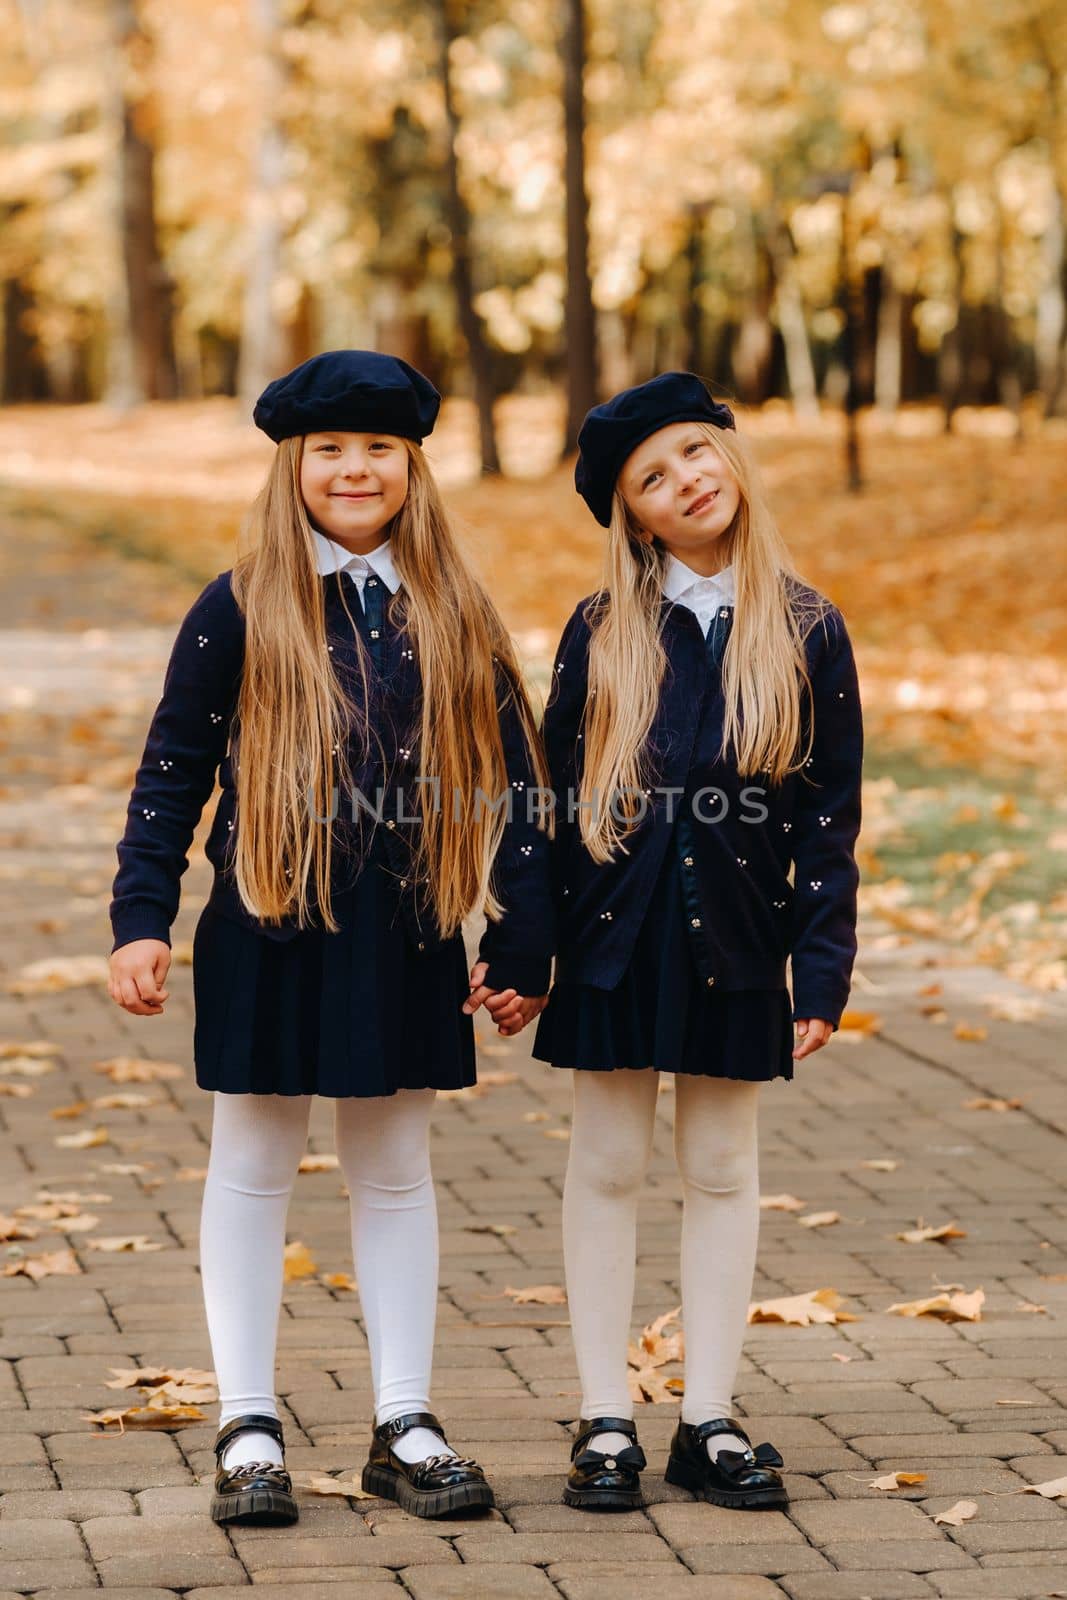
[575,371,736,526]
[253,349,441,444]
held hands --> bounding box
[793,1018,834,1060]
[464,961,548,1037]
[107,939,171,1016]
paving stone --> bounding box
[931,1573,1067,1599]
[0,1489,134,1519]
[681,1545,833,1576]
[550,1567,785,1599]
[777,1575,936,1599]
[402,1567,561,1599]
[819,1542,976,1571]
[0,1564,96,1591]
[93,1557,248,1587]
[0,1521,83,1559]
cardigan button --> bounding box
[417,940,425,951]
[400,879,408,889]
[706,976,715,988]
[385,819,396,830]
[683,856,694,867]
[690,917,701,929]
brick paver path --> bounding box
[1,516,1065,1598]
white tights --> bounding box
[199,1089,452,1469]
[562,1069,761,1461]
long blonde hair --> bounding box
[579,419,831,862]
[228,436,550,935]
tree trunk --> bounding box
[562,0,598,452]
[435,0,499,474]
[1035,180,1066,417]
[237,0,290,409]
[767,211,818,418]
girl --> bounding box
[107,350,551,1526]
[532,371,863,1513]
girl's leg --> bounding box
[199,1091,313,1468]
[562,1067,660,1453]
[673,1072,762,1460]
[333,1088,451,1465]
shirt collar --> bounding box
[311,526,401,593]
[661,552,735,606]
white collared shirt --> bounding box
[661,552,735,637]
[311,526,401,605]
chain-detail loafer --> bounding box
[361,1410,494,1518]
[210,1413,299,1526]
[665,1416,787,1509]
[563,1415,647,1510]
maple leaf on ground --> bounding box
[885,1288,985,1321]
[798,1211,841,1228]
[86,1235,164,1253]
[54,1127,109,1149]
[894,1221,967,1244]
[502,1283,566,1306]
[868,1471,928,1490]
[8,956,109,994]
[298,1153,339,1172]
[0,1214,40,1241]
[92,1056,184,1083]
[283,1241,317,1282]
[933,1500,977,1525]
[2,1249,82,1281]
[748,1288,859,1326]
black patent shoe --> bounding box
[563,1416,647,1511]
[665,1416,787,1509]
[210,1413,298,1526]
[362,1410,495,1518]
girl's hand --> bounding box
[483,990,548,1037]
[108,940,171,1016]
[793,1018,834,1060]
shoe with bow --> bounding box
[210,1413,299,1526]
[563,1415,647,1510]
[362,1411,494,1518]
[665,1416,788,1509]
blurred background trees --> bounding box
[2,0,1065,463]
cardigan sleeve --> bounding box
[788,605,864,1028]
[476,661,556,997]
[109,573,245,953]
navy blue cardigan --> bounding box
[541,579,863,1027]
[109,570,554,998]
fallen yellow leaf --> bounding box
[953,1022,988,1042]
[298,1153,339,1172]
[283,1241,317,1282]
[886,1288,985,1321]
[0,1214,40,1241]
[759,1193,806,1211]
[86,1235,164,1253]
[1017,1475,1067,1500]
[503,1283,567,1306]
[2,1249,82,1280]
[963,1095,1023,1111]
[933,1498,977,1525]
[748,1288,859,1326]
[320,1272,357,1291]
[0,1081,36,1097]
[50,1102,88,1119]
[894,1221,967,1244]
[92,1056,184,1083]
[8,955,109,994]
[797,1211,841,1229]
[54,1127,109,1149]
[869,1471,928,1490]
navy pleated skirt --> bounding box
[532,839,795,1083]
[192,830,475,1097]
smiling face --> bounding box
[298,431,410,551]
[617,421,741,570]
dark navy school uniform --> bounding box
[531,559,863,1083]
[110,531,554,1098]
